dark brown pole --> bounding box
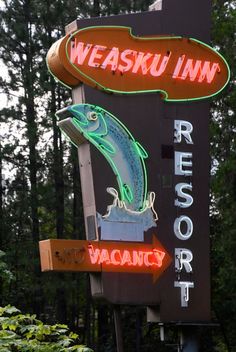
[113,305,124,352]
[179,327,199,352]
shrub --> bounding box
[0,305,93,352]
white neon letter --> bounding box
[174,120,193,144]
[174,216,193,240]
[174,281,194,307]
[175,152,193,176]
[175,183,193,208]
[175,248,193,273]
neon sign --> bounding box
[88,245,165,267]
[57,104,158,241]
[47,26,230,101]
[57,104,149,212]
[39,236,172,282]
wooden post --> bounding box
[64,22,99,242]
[63,22,103,308]
[67,85,99,241]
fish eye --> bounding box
[87,112,98,121]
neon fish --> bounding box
[57,104,148,212]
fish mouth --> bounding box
[56,106,97,121]
[56,107,87,147]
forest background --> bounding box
[0,0,235,351]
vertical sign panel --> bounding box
[69,0,212,322]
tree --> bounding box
[2,0,234,350]
[0,3,43,287]
[210,0,236,350]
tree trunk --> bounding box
[51,78,65,239]
[26,102,39,243]
[84,276,92,345]
[0,143,3,249]
[93,0,100,16]
[71,146,83,239]
[0,143,3,306]
[23,0,39,244]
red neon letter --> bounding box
[88,45,106,68]
[118,49,136,72]
[101,47,119,70]
[70,40,92,65]
[88,245,100,264]
[198,62,220,83]
[180,59,202,81]
[144,252,154,266]
[132,51,153,75]
[132,251,144,266]
[99,249,110,264]
[150,54,171,77]
[173,57,220,83]
[121,250,133,266]
[153,249,165,267]
[110,249,121,265]
[172,55,185,78]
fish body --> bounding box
[58,104,148,212]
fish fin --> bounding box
[69,107,88,126]
[123,184,134,203]
[135,141,148,159]
[96,112,108,136]
[89,133,116,154]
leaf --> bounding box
[0,250,6,259]
[8,324,17,331]
[3,306,21,316]
[0,329,18,339]
[69,332,79,340]
[68,346,94,352]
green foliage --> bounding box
[210,1,236,350]
[0,305,93,352]
[0,251,15,284]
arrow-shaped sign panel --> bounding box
[47,26,230,101]
[39,236,172,283]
